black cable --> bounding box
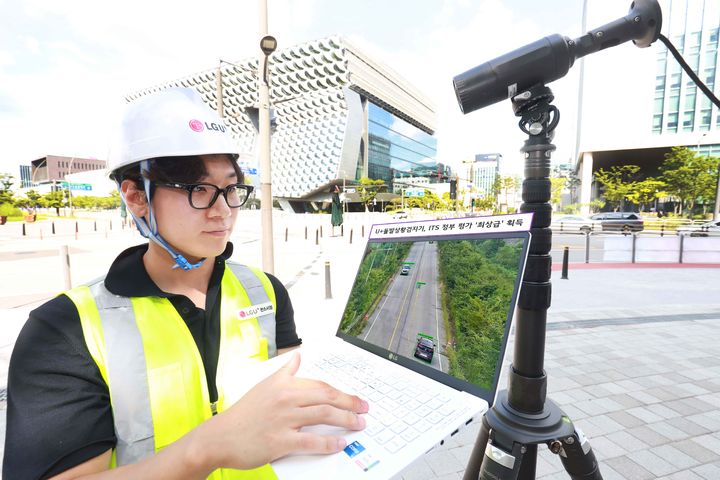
[658,33,720,109]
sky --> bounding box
[0,0,633,179]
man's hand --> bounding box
[197,352,369,470]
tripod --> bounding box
[463,84,602,480]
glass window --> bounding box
[706,50,717,68]
[684,88,696,110]
[652,114,663,133]
[367,103,438,188]
[682,111,694,131]
[656,56,667,75]
[669,73,681,89]
[668,93,680,112]
[654,96,664,113]
[655,75,666,90]
[710,28,719,45]
[667,112,678,131]
[700,109,711,130]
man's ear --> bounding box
[120,180,148,218]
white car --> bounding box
[552,215,601,233]
[677,220,720,236]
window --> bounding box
[668,93,680,112]
[667,112,678,131]
[684,88,696,110]
[655,75,666,90]
[682,111,694,131]
[669,73,681,89]
[700,109,711,130]
[652,114,663,133]
[654,96,664,113]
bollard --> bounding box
[52,222,56,235]
[584,231,590,264]
[341,224,344,237]
[324,261,332,299]
[60,245,72,290]
[631,233,637,263]
[561,246,569,280]
[315,229,319,245]
[285,227,288,242]
[679,233,684,264]
[660,224,664,237]
[362,225,365,237]
[22,223,26,236]
[349,229,353,244]
[320,226,323,237]
[94,220,97,232]
[40,228,43,240]
[75,221,79,240]
[305,226,308,240]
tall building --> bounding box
[128,37,441,212]
[29,155,106,188]
[19,165,32,188]
[462,153,500,198]
[575,0,720,211]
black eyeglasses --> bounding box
[154,181,254,209]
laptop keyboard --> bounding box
[304,353,468,453]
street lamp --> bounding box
[258,0,277,274]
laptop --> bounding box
[230,213,532,479]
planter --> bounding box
[24,214,37,223]
[0,216,6,225]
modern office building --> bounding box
[27,155,107,193]
[127,37,445,212]
[18,165,32,188]
[575,0,720,212]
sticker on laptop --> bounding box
[237,302,274,320]
[370,213,533,240]
[344,441,380,472]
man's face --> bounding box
[152,154,239,261]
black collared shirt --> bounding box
[4,242,301,480]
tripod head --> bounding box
[452,0,662,115]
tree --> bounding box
[626,178,667,212]
[550,177,567,211]
[593,165,641,210]
[0,173,15,205]
[659,147,717,216]
[357,177,386,211]
[42,190,66,216]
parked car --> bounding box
[400,264,411,275]
[552,215,600,233]
[589,212,644,232]
[414,334,435,362]
[677,220,720,237]
[392,210,408,219]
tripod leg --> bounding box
[477,440,527,480]
[462,417,490,480]
[553,427,603,480]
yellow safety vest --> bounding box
[65,262,279,479]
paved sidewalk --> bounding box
[1,212,720,478]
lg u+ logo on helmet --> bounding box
[188,119,226,133]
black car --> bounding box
[414,336,435,362]
[590,212,644,232]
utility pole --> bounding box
[258,0,276,274]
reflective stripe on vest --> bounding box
[66,262,278,479]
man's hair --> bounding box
[114,155,244,188]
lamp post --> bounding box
[258,0,277,274]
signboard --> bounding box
[60,182,92,191]
[405,189,425,197]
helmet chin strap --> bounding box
[116,161,206,271]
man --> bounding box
[4,88,368,479]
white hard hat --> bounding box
[108,87,238,177]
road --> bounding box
[359,241,449,373]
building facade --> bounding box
[28,155,106,190]
[575,0,720,212]
[128,37,444,212]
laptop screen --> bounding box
[336,219,530,404]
